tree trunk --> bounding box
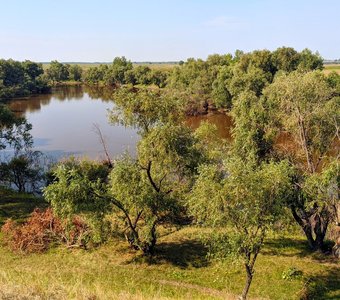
[313,213,329,251]
[291,206,330,251]
[240,264,253,300]
[141,222,157,256]
[291,206,316,249]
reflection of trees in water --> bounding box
[9,86,118,116]
[185,113,233,140]
[52,85,84,101]
[9,93,54,117]
[84,85,115,102]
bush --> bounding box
[1,208,90,253]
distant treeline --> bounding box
[1,47,337,106]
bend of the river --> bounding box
[8,86,232,160]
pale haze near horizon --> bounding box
[1,0,339,62]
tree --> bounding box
[22,60,44,81]
[0,104,32,153]
[133,65,152,85]
[264,71,339,250]
[46,60,69,83]
[211,65,233,109]
[43,158,111,243]
[44,123,202,254]
[109,86,184,135]
[108,123,201,254]
[0,104,45,193]
[231,90,278,162]
[103,57,133,86]
[298,49,323,71]
[188,158,292,300]
[68,64,83,81]
[272,47,300,72]
[0,151,44,193]
[84,65,107,84]
[149,69,168,88]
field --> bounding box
[42,62,340,76]
[323,64,340,75]
[0,188,339,300]
[42,62,178,72]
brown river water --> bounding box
[8,86,232,160]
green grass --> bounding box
[0,187,47,224]
[0,187,339,299]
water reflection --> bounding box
[186,113,233,140]
[9,86,138,160]
[8,86,233,160]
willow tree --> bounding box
[264,71,340,250]
[109,86,184,135]
[109,123,202,254]
[189,158,292,300]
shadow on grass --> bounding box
[263,237,312,258]
[0,189,48,225]
[301,266,340,300]
[127,239,209,269]
[264,237,339,263]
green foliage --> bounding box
[0,103,44,193]
[109,86,184,135]
[103,56,133,86]
[282,267,303,280]
[189,158,293,299]
[43,158,111,243]
[211,65,233,109]
[149,69,168,88]
[231,91,277,162]
[46,60,69,83]
[0,151,44,193]
[263,70,339,250]
[68,64,83,81]
[44,121,202,254]
[264,71,338,172]
[133,65,152,85]
[84,65,107,84]
[0,59,50,99]
[272,47,300,72]
[298,48,323,71]
[108,155,182,253]
[0,104,33,152]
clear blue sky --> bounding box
[1,0,339,62]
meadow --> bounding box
[323,64,340,74]
[0,188,339,300]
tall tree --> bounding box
[264,71,339,250]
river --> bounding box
[8,86,232,160]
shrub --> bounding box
[1,208,90,253]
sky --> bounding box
[0,0,339,62]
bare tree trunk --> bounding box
[297,109,314,173]
[93,123,113,168]
[240,264,253,300]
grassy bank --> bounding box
[0,188,339,299]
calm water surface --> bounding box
[9,86,232,160]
